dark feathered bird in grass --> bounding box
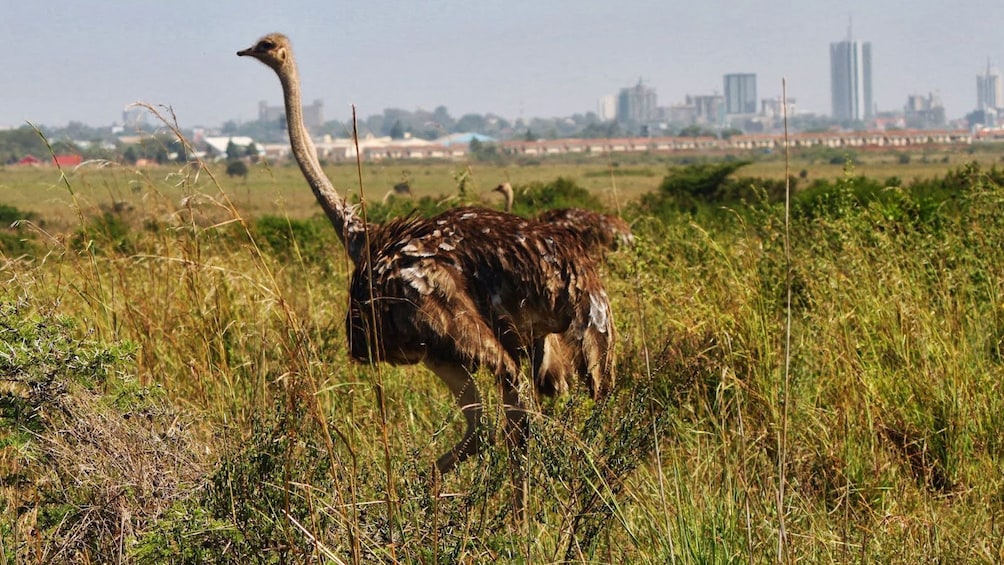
[239,33,616,518]
[493,181,634,252]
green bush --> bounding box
[362,194,456,224]
[226,160,249,179]
[1,299,207,562]
[506,176,604,217]
[0,204,38,256]
[632,161,793,226]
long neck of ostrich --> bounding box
[278,60,366,263]
[500,184,514,213]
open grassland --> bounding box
[2,149,1004,562]
[3,143,1002,232]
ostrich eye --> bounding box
[259,40,276,50]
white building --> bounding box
[597,95,617,122]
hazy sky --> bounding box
[4,1,1003,129]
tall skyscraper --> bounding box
[830,31,872,122]
[616,80,657,126]
[977,60,1003,111]
[724,73,757,115]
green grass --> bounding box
[2,144,1001,231]
[2,150,1004,562]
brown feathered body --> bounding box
[493,182,634,253]
[535,207,634,252]
[347,206,615,400]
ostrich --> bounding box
[382,180,413,204]
[238,33,615,513]
[493,182,634,252]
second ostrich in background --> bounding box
[238,33,616,516]
[493,182,634,252]
[382,180,413,203]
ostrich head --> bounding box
[237,33,293,73]
[492,182,512,196]
[492,182,514,212]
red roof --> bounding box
[53,154,82,167]
[16,154,42,165]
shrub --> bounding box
[0,300,208,562]
[0,204,38,256]
[633,161,793,225]
[226,160,249,179]
[362,194,456,224]
[507,177,603,217]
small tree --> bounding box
[720,128,743,140]
[226,139,241,161]
[388,120,405,140]
[122,146,138,165]
[154,146,169,164]
[244,142,260,162]
[679,125,715,138]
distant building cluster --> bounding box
[235,25,999,141]
[591,26,1004,136]
[903,93,946,129]
[605,76,776,135]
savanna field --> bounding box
[3,145,1004,562]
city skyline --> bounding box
[3,1,1004,129]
